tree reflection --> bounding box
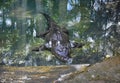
[0,0,119,66]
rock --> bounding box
[0,56,120,83]
[63,56,120,83]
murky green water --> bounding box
[0,0,120,66]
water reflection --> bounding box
[0,0,119,66]
[5,18,12,27]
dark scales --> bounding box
[32,13,84,63]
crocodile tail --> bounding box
[40,12,56,29]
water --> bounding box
[0,0,119,66]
